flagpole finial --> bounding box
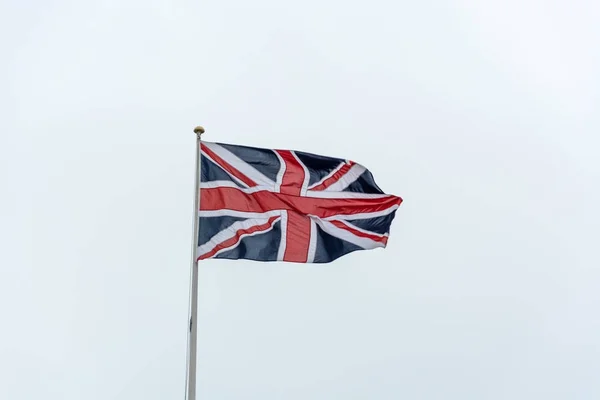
[194,126,205,137]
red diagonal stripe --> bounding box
[329,220,388,245]
[198,216,280,260]
[201,143,257,187]
[200,187,401,219]
[311,161,355,191]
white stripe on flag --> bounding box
[312,218,385,250]
[321,163,366,192]
[197,216,281,259]
[277,210,288,261]
[325,204,399,221]
[203,142,274,187]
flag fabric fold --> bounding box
[197,141,402,263]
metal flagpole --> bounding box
[185,126,204,400]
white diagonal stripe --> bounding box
[312,218,385,250]
[197,215,281,259]
[324,204,400,220]
[201,150,250,188]
[331,219,389,238]
[307,161,347,190]
[203,142,274,187]
[200,180,269,194]
[322,163,366,192]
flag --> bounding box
[197,141,402,263]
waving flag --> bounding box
[197,142,402,263]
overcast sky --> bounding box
[1,0,599,399]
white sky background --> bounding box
[1,0,599,398]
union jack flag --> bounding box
[197,142,402,263]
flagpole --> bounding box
[185,126,204,400]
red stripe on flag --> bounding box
[201,143,257,188]
[283,212,311,263]
[275,150,305,195]
[329,220,389,245]
[198,216,280,260]
[200,187,402,219]
[311,161,355,191]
